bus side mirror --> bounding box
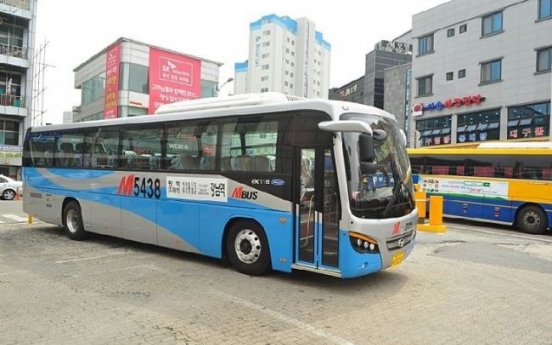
[359,133,374,162]
[360,162,377,175]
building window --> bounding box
[262,53,270,58]
[81,73,105,106]
[262,42,270,47]
[459,24,468,33]
[263,30,270,36]
[119,63,148,94]
[417,76,433,96]
[261,64,269,70]
[481,59,502,83]
[539,0,552,19]
[0,120,19,146]
[261,88,268,93]
[261,76,269,81]
[508,102,551,139]
[458,69,466,78]
[482,12,503,36]
[457,109,500,144]
[290,72,294,78]
[537,47,552,72]
[447,28,455,37]
[446,72,454,81]
[416,116,452,146]
[418,34,434,55]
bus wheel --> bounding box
[516,205,547,235]
[63,201,88,241]
[226,220,271,276]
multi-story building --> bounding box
[364,37,413,109]
[410,0,552,147]
[384,63,412,138]
[234,14,331,98]
[330,36,412,114]
[73,37,223,122]
[0,0,36,179]
[328,76,365,104]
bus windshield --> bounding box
[341,113,413,219]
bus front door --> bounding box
[295,147,340,271]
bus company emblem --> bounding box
[392,222,401,236]
[117,174,135,195]
[398,238,405,248]
[271,179,285,186]
[231,186,258,200]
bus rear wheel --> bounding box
[63,201,88,241]
[516,205,547,235]
[226,220,271,276]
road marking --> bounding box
[2,214,28,222]
[56,251,131,264]
[210,289,356,345]
[0,219,5,224]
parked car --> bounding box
[0,174,23,200]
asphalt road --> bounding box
[1,211,551,344]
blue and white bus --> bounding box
[23,93,416,278]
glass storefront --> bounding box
[456,108,500,144]
[507,102,550,139]
[416,116,452,146]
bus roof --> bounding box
[29,93,396,133]
[407,147,552,156]
[477,142,552,149]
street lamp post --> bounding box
[215,77,234,96]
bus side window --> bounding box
[543,168,552,180]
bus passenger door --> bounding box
[295,147,340,271]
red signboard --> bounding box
[104,44,121,119]
[148,48,201,114]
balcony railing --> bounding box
[0,0,30,10]
[0,43,27,59]
[0,94,25,107]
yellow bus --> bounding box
[408,143,552,234]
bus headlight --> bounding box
[349,232,379,254]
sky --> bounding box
[34,0,449,125]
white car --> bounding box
[0,174,23,200]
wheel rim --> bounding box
[522,211,541,230]
[234,229,262,264]
[4,190,15,200]
[66,209,79,233]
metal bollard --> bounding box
[414,190,427,221]
[429,195,444,226]
[28,214,33,224]
[417,195,446,233]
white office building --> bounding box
[410,0,552,147]
[234,14,331,99]
[0,0,37,179]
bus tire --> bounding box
[226,220,271,276]
[63,201,88,241]
[516,205,547,235]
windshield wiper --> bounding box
[382,154,413,216]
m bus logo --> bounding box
[392,222,401,236]
[231,186,258,200]
[117,174,135,195]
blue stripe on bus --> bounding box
[424,193,552,226]
[25,168,293,272]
